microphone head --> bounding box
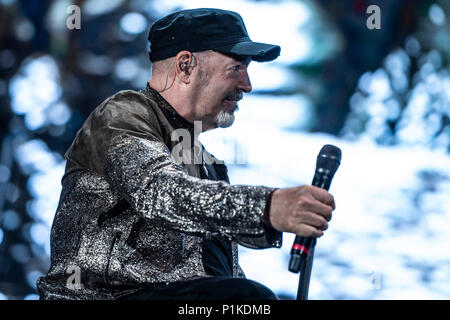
[316,144,341,175]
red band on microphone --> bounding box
[292,243,309,254]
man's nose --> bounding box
[239,71,252,93]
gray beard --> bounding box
[216,108,236,128]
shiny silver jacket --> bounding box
[37,86,282,299]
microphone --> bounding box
[288,144,341,273]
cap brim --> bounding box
[214,41,280,62]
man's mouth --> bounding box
[222,99,239,112]
[224,91,243,102]
[222,92,243,110]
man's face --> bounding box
[191,51,252,131]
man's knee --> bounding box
[228,278,278,300]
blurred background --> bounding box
[0,0,449,300]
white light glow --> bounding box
[120,12,147,34]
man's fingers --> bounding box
[298,212,329,231]
[309,186,335,209]
[297,197,333,221]
[313,202,333,221]
[294,224,323,238]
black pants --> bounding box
[121,277,278,300]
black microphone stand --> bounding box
[296,239,316,300]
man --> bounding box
[37,8,335,300]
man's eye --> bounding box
[232,65,241,71]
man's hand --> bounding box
[268,186,335,237]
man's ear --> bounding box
[174,51,195,83]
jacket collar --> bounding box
[143,83,195,132]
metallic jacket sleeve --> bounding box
[104,134,276,241]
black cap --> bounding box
[148,8,281,63]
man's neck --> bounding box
[148,81,197,123]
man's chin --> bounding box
[216,110,235,128]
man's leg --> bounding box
[121,277,278,300]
